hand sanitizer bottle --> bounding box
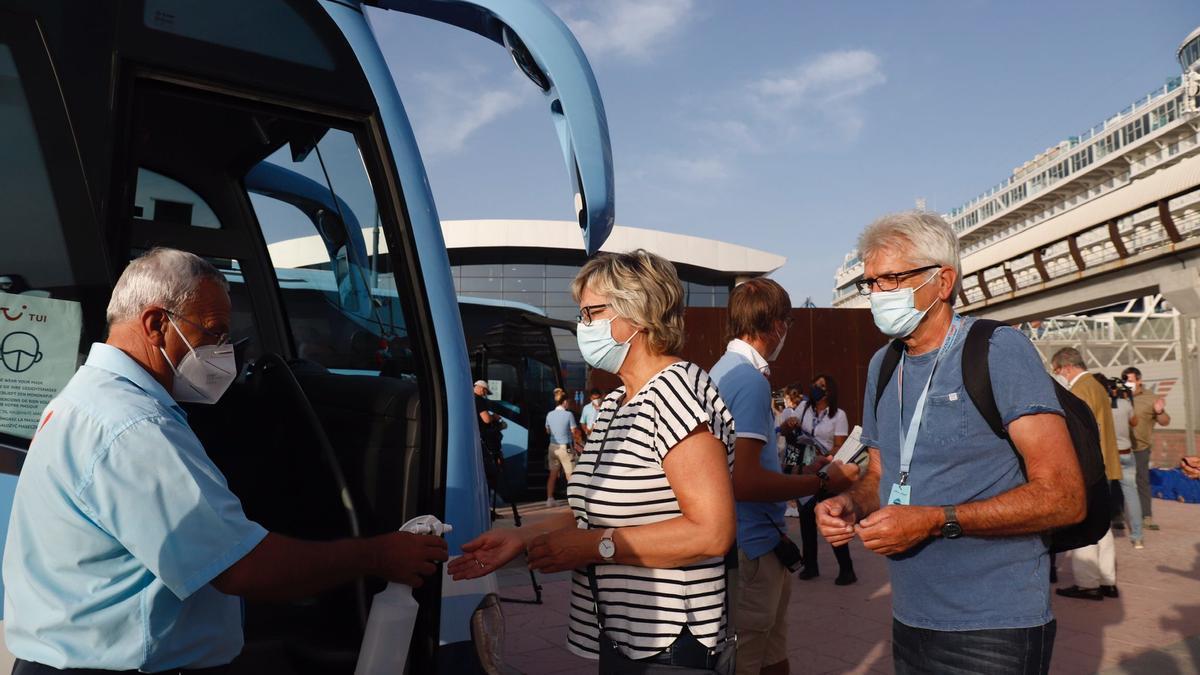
[354,515,452,675]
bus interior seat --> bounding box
[189,357,423,673]
[190,359,362,673]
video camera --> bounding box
[1096,374,1133,404]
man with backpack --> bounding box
[817,211,1087,675]
[1050,349,1121,600]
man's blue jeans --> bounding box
[893,619,1056,675]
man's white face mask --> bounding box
[767,325,787,362]
[160,314,236,404]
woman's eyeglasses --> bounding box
[577,304,610,326]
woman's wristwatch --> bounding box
[598,528,616,562]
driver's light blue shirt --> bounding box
[2,343,268,671]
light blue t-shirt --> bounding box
[709,350,784,560]
[862,316,1063,631]
[546,406,577,445]
[2,343,269,671]
[579,401,600,428]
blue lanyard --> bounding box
[896,315,963,486]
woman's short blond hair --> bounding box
[571,249,685,356]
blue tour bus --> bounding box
[458,295,575,500]
[0,0,613,671]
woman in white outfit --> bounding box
[791,374,856,585]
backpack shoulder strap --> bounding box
[962,319,1006,438]
[873,340,905,413]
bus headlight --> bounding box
[470,593,507,674]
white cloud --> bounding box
[751,50,885,108]
[747,50,886,142]
[552,0,694,60]
[407,72,526,156]
[622,153,731,192]
[661,156,729,182]
[692,119,764,153]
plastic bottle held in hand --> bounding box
[354,515,453,675]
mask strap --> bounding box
[166,313,200,359]
[916,270,942,313]
[159,312,199,376]
[619,327,640,346]
[159,346,181,376]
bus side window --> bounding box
[0,44,95,445]
[133,169,223,228]
[247,128,414,378]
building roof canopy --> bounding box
[269,219,786,278]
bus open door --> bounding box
[0,0,612,671]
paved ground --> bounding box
[491,498,1200,674]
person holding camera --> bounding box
[775,386,805,518]
[474,380,505,493]
[1122,367,1171,530]
[1101,375,1144,548]
[710,278,857,675]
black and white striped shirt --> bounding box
[565,361,736,660]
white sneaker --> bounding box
[785,506,800,518]
[1133,539,1145,550]
[545,498,556,508]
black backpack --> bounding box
[874,319,1110,553]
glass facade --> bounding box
[450,254,733,392]
[1180,36,1200,72]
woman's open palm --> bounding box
[447,529,525,580]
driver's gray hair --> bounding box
[858,211,962,298]
[106,248,229,325]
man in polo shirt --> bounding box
[544,391,581,507]
[710,278,856,675]
[3,248,447,674]
[1121,366,1171,531]
[578,388,603,437]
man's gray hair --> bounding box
[1050,347,1087,370]
[106,248,229,325]
[858,211,962,298]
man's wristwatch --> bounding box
[815,470,830,497]
[940,505,963,539]
[598,528,616,561]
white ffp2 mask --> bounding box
[160,315,236,404]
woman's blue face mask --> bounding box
[576,317,639,374]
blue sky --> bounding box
[365,1,1199,306]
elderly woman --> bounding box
[449,250,736,671]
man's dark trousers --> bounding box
[892,620,1056,675]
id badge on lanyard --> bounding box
[891,315,962,506]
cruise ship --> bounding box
[833,26,1200,310]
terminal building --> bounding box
[271,219,786,390]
